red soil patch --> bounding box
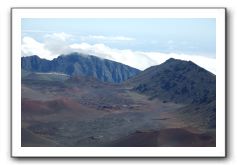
[21,98,82,115]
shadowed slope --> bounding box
[126,58,216,104]
[109,128,215,147]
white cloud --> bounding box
[21,33,216,74]
[70,43,216,74]
[21,37,53,59]
[22,32,75,60]
[70,43,155,70]
[43,33,73,56]
[80,35,135,41]
[44,32,73,42]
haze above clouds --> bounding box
[22,18,216,74]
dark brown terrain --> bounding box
[21,56,216,147]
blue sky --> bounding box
[21,18,216,73]
[22,18,216,56]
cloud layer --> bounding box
[80,35,135,41]
[21,33,216,74]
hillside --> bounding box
[126,58,216,104]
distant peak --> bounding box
[59,52,81,57]
[22,55,40,59]
[165,58,185,63]
[58,52,99,60]
[163,58,197,65]
[166,58,176,61]
[21,55,51,61]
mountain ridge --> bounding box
[21,52,140,83]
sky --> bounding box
[21,18,216,74]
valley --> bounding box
[21,54,216,147]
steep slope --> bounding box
[21,53,140,83]
[21,55,51,72]
[126,58,216,104]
